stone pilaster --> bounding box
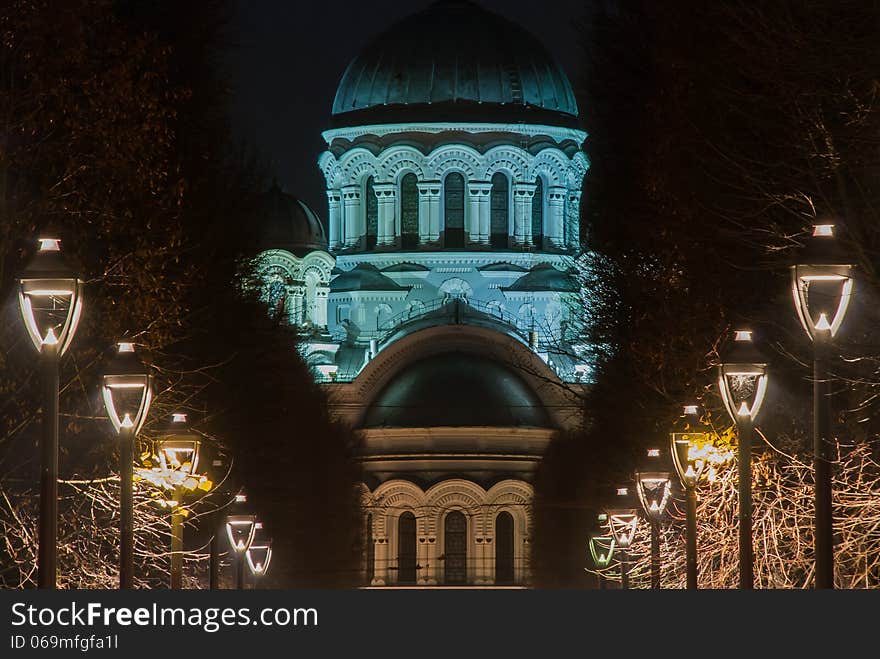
[467,181,492,244]
[374,183,397,247]
[417,181,442,243]
[341,184,362,248]
[513,182,537,246]
[547,185,566,249]
[326,190,342,250]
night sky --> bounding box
[225,0,590,215]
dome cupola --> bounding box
[331,0,579,128]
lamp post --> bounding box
[102,341,153,589]
[246,539,273,588]
[606,506,638,590]
[226,510,257,590]
[791,223,854,589]
[157,413,201,590]
[589,535,615,590]
[718,330,768,589]
[635,465,671,589]
[16,231,84,589]
[670,405,709,590]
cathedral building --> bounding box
[253,0,590,586]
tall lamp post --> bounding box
[670,405,708,590]
[157,413,201,590]
[635,465,671,589]
[226,511,257,590]
[102,341,153,589]
[791,223,854,589]
[606,505,638,590]
[718,330,768,589]
[16,231,84,589]
[588,534,615,590]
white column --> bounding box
[513,182,537,246]
[468,181,492,244]
[566,189,582,250]
[547,186,566,249]
[326,190,342,250]
[313,285,329,328]
[372,537,388,586]
[374,183,397,247]
[288,286,304,325]
[418,181,441,243]
[341,184,362,248]
[417,536,430,585]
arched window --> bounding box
[532,177,544,248]
[443,172,465,248]
[495,512,515,585]
[444,511,467,585]
[490,172,509,248]
[365,176,378,250]
[400,173,419,249]
[365,514,374,585]
[397,512,417,584]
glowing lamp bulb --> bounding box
[734,330,752,341]
[815,313,832,332]
[813,224,834,237]
[616,488,628,496]
[647,448,660,457]
[683,404,699,415]
[117,342,135,353]
[172,412,187,423]
[38,238,61,251]
[235,494,247,503]
[42,327,59,346]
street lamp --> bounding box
[226,510,257,589]
[157,413,201,590]
[718,329,768,589]
[791,223,854,590]
[246,539,273,587]
[16,230,84,589]
[606,508,638,590]
[589,535,615,590]
[102,341,153,589]
[671,405,709,590]
[635,465,671,589]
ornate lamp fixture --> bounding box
[16,230,84,589]
[719,330,768,590]
[102,341,153,590]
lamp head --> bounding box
[606,509,639,548]
[791,223,854,341]
[589,536,615,569]
[225,514,257,554]
[102,341,153,435]
[246,540,273,576]
[635,471,672,521]
[718,330,768,423]
[17,230,84,356]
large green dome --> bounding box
[330,0,579,128]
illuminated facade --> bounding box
[253,0,590,586]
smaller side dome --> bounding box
[256,182,328,255]
[503,263,579,292]
[330,263,411,293]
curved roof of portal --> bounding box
[331,0,580,128]
[362,352,553,429]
